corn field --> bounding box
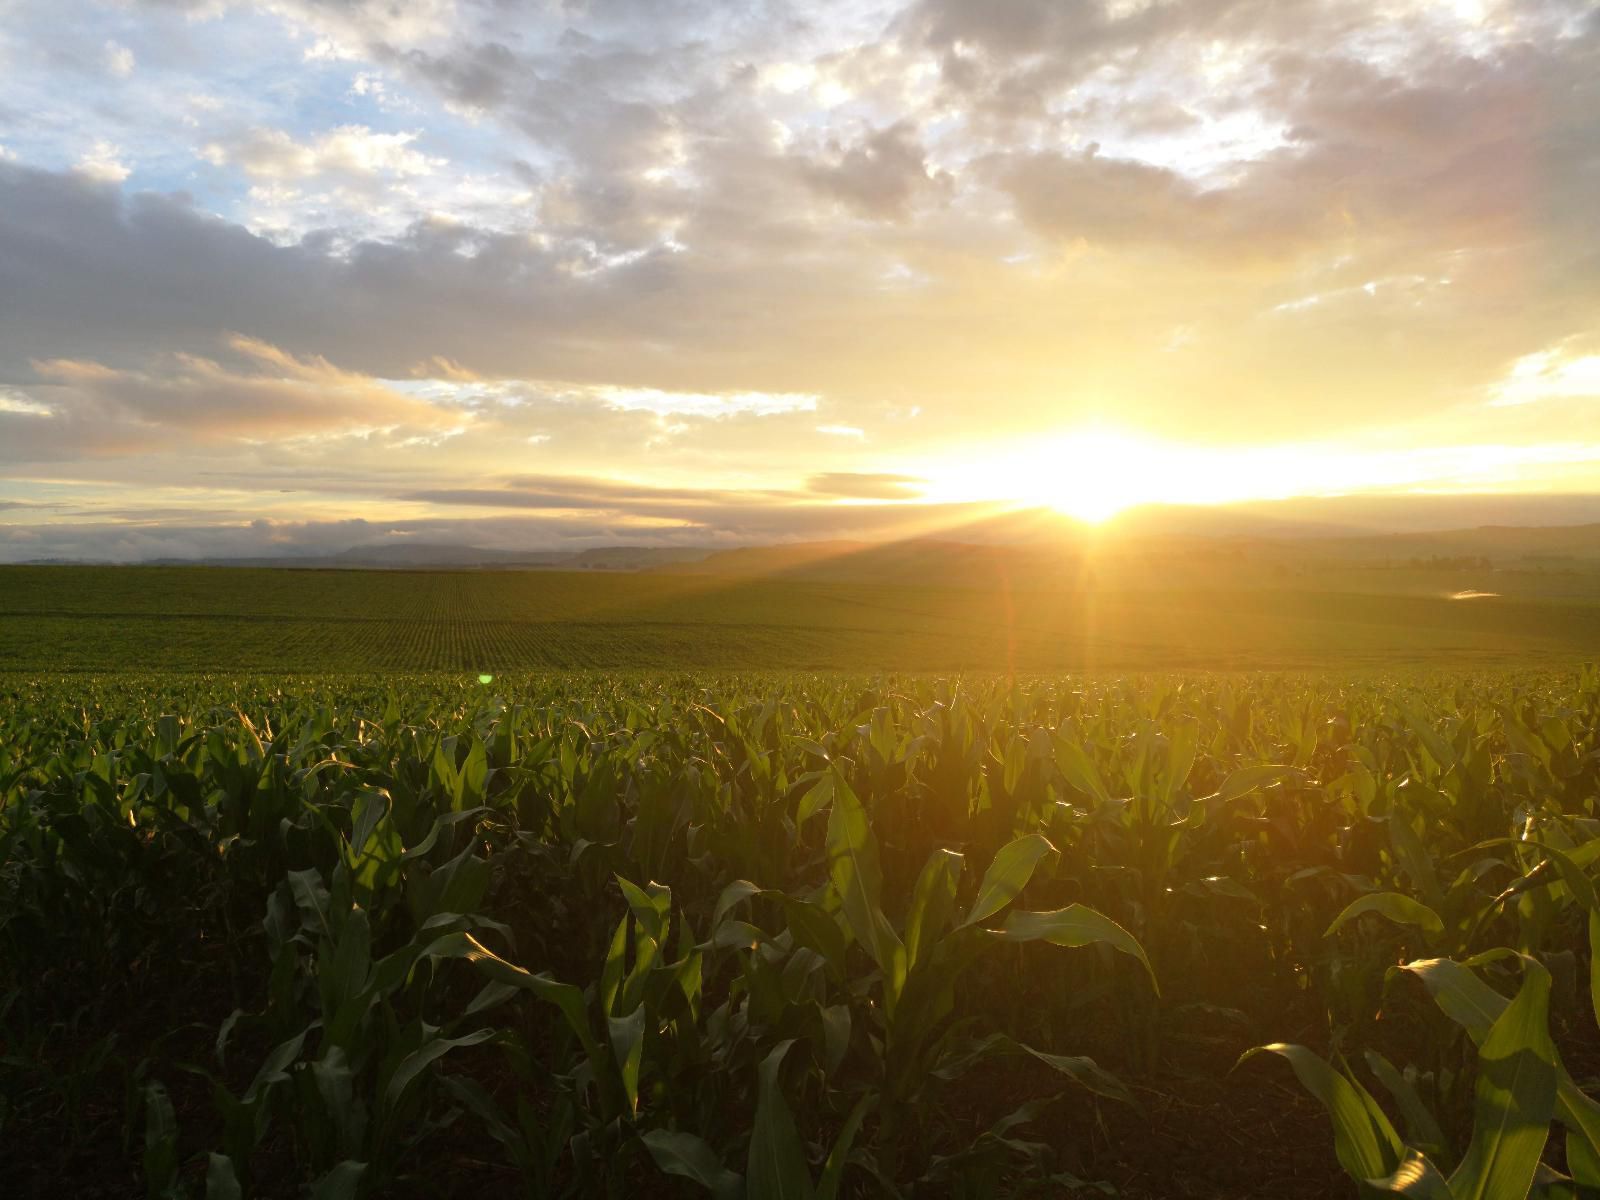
[4,668,1600,1198]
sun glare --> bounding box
[1030,432,1154,522]
[921,428,1188,523]
[913,425,1600,523]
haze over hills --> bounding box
[18,494,1600,574]
[126,544,719,571]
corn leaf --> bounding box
[816,1093,873,1200]
[747,1040,815,1200]
[1447,958,1557,1200]
[1238,1044,1399,1182]
[384,1028,497,1111]
[1365,1149,1454,1198]
[994,905,1157,992]
[309,1161,367,1200]
[826,768,905,1011]
[205,1154,242,1200]
[962,834,1055,928]
[1365,1051,1448,1164]
[609,1005,647,1116]
[1399,955,1600,1184]
[906,848,963,966]
[642,1130,743,1200]
[1326,893,1445,939]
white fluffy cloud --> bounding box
[75,140,130,182]
[202,125,441,179]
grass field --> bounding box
[3,563,1600,672]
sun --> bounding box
[919,428,1164,523]
[1028,431,1154,522]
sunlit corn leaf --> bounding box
[1213,763,1296,805]
[1365,1051,1449,1166]
[962,834,1055,928]
[1053,738,1112,806]
[617,875,672,947]
[796,772,835,825]
[1446,958,1557,1200]
[993,905,1157,992]
[905,848,963,965]
[1237,1044,1400,1182]
[1325,893,1446,939]
[1365,1148,1453,1198]
[601,912,628,1015]
[825,767,906,1012]
[1403,955,1600,1185]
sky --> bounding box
[1,0,1598,560]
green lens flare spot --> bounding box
[478,674,494,684]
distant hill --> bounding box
[130,544,718,570]
[659,522,1600,601]
[25,494,1600,572]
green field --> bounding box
[5,669,1600,1198]
[4,563,1600,672]
[6,560,1600,1197]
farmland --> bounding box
[5,661,1600,1198]
[3,561,1600,672]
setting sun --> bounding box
[1027,431,1162,522]
[914,428,1159,522]
[1006,431,1160,523]
[910,425,1600,526]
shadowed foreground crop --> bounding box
[4,669,1600,1197]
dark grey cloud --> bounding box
[997,146,1320,257]
[799,122,949,220]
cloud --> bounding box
[201,125,442,180]
[807,472,925,499]
[0,0,1598,558]
[1492,343,1600,406]
[75,140,131,183]
[10,335,457,455]
[104,40,136,78]
[594,385,819,419]
[799,122,950,220]
[997,146,1296,255]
